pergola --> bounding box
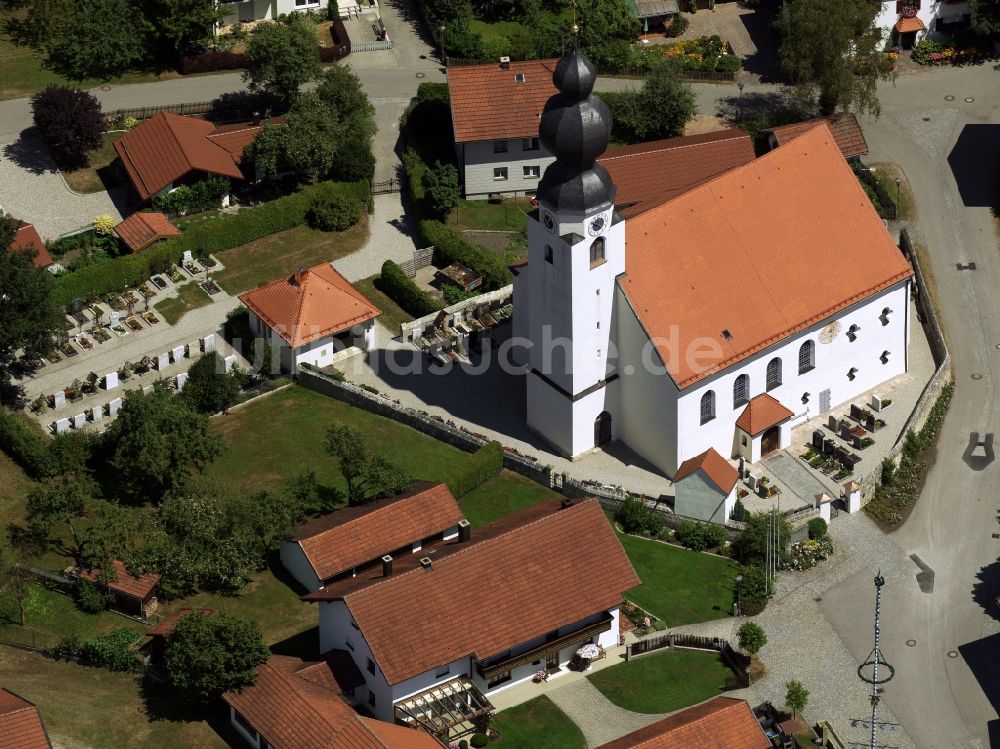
[394,677,494,740]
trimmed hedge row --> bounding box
[419,220,512,291]
[447,441,504,498]
[52,181,370,307]
[379,260,442,317]
[0,409,57,479]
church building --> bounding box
[511,45,914,480]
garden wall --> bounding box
[296,369,552,486]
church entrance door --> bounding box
[761,426,781,456]
[595,412,612,446]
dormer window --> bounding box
[514,73,526,83]
[847,324,860,342]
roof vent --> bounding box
[419,556,433,571]
[499,56,510,70]
[560,498,573,509]
[291,267,308,286]
[457,519,471,543]
[381,554,393,577]
[514,72,525,83]
[722,329,732,341]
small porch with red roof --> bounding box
[734,394,795,466]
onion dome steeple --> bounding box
[537,44,616,215]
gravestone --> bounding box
[812,430,824,451]
[745,474,758,492]
[52,390,66,409]
[72,412,87,428]
[840,425,852,442]
[90,406,102,423]
[823,438,835,456]
[107,398,123,416]
[223,355,236,372]
[871,394,883,412]
[142,385,154,395]
[182,250,193,266]
[827,415,838,431]
[176,372,188,390]
[54,417,71,434]
[201,334,215,353]
[104,371,119,390]
[172,345,185,363]
[109,310,120,327]
[157,352,170,371]
[850,403,863,422]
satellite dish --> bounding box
[819,321,841,344]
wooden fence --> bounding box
[398,246,434,278]
[626,633,751,688]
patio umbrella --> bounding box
[643,18,649,34]
[576,644,601,660]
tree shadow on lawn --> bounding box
[2,129,58,176]
[737,1,785,83]
[714,89,795,124]
[270,627,321,661]
[139,675,247,746]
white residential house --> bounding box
[217,0,377,24]
[239,262,380,374]
[511,47,914,484]
[875,0,971,48]
[304,498,639,739]
[279,482,465,592]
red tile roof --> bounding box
[599,697,769,749]
[0,689,52,749]
[673,448,739,493]
[78,559,160,600]
[293,482,463,582]
[735,394,794,437]
[339,499,640,686]
[147,608,212,638]
[599,129,756,213]
[767,114,868,159]
[114,212,181,253]
[113,112,252,201]
[896,15,926,32]
[239,263,380,349]
[619,125,913,389]
[10,223,53,269]
[447,59,558,143]
[223,655,443,749]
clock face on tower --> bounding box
[542,213,555,233]
[588,215,606,236]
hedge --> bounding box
[0,409,56,479]
[448,441,504,498]
[379,260,442,317]
[419,220,512,291]
[52,181,370,307]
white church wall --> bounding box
[615,287,680,477]
[675,281,910,471]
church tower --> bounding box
[523,40,625,458]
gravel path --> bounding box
[332,192,416,282]
[546,679,668,749]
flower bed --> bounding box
[142,312,159,325]
[91,328,111,343]
[647,35,742,73]
[911,37,991,66]
[788,538,833,571]
[125,317,143,332]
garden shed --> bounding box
[673,448,739,525]
[77,559,161,619]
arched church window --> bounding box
[766,358,782,391]
[700,390,716,425]
[589,237,606,268]
[733,374,749,409]
[798,340,815,374]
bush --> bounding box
[459,741,469,749]
[31,86,103,169]
[153,177,231,216]
[79,628,139,672]
[52,181,370,307]
[92,215,116,236]
[470,734,488,749]
[737,564,771,612]
[306,192,362,232]
[75,579,113,613]
[736,621,767,655]
[674,520,725,551]
[423,161,461,220]
[807,518,827,540]
[420,220,512,291]
[664,13,689,37]
[448,441,503,497]
[379,260,443,317]
[615,495,664,536]
[0,409,56,479]
[442,283,476,306]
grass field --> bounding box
[460,472,558,527]
[617,533,738,626]
[493,695,585,749]
[62,132,125,194]
[214,220,369,295]
[0,450,34,528]
[448,198,530,234]
[353,274,414,337]
[154,282,211,325]
[587,649,732,713]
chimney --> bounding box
[457,519,471,543]
[499,56,510,70]
[381,554,393,577]
[252,110,261,125]
[291,267,307,286]
[420,556,433,571]
[561,498,573,509]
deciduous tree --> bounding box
[228,489,299,558]
[243,15,321,108]
[0,541,33,626]
[602,65,695,143]
[182,353,242,415]
[325,424,412,505]
[777,0,893,116]
[737,621,767,656]
[785,679,809,719]
[43,0,144,80]
[969,0,1000,33]
[145,0,224,62]
[31,86,104,168]
[249,93,343,180]
[164,611,269,703]
[731,512,791,567]
[0,237,60,372]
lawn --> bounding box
[587,649,732,713]
[0,450,34,529]
[214,220,369,295]
[0,648,227,748]
[354,274,414,337]
[62,131,125,194]
[493,695,585,749]
[154,281,211,325]
[617,532,738,626]
[868,162,915,221]
[448,198,530,234]
[461,472,558,527]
